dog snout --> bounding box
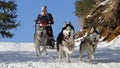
[94,37,96,40]
[69,32,71,35]
[41,32,43,35]
[68,32,71,36]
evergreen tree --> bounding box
[74,0,96,18]
[0,0,20,38]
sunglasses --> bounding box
[42,11,47,12]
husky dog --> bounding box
[79,27,100,62]
[34,26,48,57]
[56,22,75,62]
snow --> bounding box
[86,15,91,18]
[99,0,109,6]
[0,35,120,68]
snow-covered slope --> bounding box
[0,36,120,68]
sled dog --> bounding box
[56,22,75,62]
[34,26,48,57]
[79,27,100,62]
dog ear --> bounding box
[63,21,67,28]
[96,28,100,34]
[69,21,71,24]
[90,27,94,33]
[69,21,73,26]
[96,28,99,32]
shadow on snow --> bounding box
[0,47,120,63]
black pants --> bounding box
[46,26,53,37]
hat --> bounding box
[41,6,47,12]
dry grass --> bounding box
[76,0,120,42]
[106,26,120,42]
[75,31,85,39]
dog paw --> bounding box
[91,55,95,60]
[67,60,71,63]
[58,59,62,62]
[87,59,91,63]
[35,54,39,57]
[79,58,82,61]
[46,53,48,55]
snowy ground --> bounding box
[0,36,120,68]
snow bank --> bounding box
[0,35,120,68]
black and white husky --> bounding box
[34,26,48,57]
[56,22,75,62]
[79,27,100,62]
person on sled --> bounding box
[34,6,55,48]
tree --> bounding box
[74,0,96,18]
[0,0,20,39]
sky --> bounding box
[2,0,81,43]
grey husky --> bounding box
[34,26,48,57]
[56,22,75,62]
[79,27,100,62]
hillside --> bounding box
[76,0,120,42]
